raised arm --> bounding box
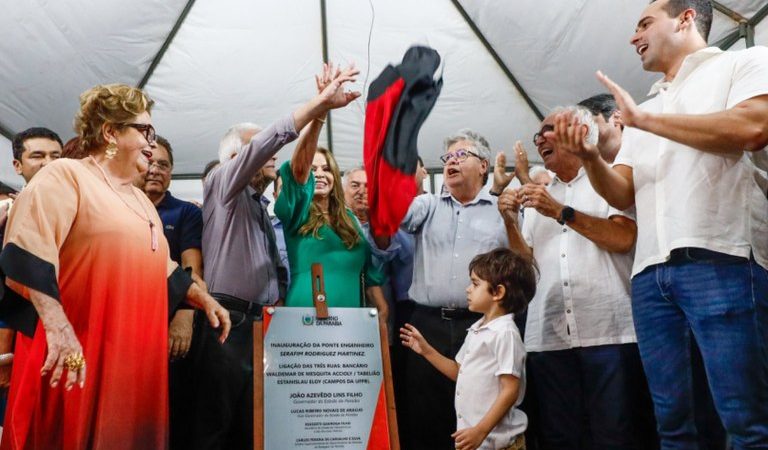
[597,71,768,154]
[498,189,532,260]
[550,112,635,210]
[292,63,359,184]
[400,323,459,381]
[217,63,361,204]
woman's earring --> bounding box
[105,142,118,159]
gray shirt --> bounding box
[402,188,509,307]
[203,115,298,304]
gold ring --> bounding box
[63,353,85,371]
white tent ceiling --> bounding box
[1,0,766,200]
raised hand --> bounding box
[549,111,600,161]
[317,63,361,110]
[513,141,533,185]
[492,151,515,193]
[498,188,523,223]
[315,62,338,94]
[400,323,431,356]
[596,70,647,128]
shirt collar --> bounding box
[441,186,494,205]
[468,313,515,332]
[648,46,722,96]
[550,166,586,186]
[157,190,175,208]
[247,186,270,206]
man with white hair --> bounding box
[392,128,512,448]
[498,107,644,448]
[191,65,361,449]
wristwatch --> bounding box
[557,206,575,225]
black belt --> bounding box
[211,293,264,315]
[408,300,478,321]
[668,247,749,265]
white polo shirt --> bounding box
[614,46,768,276]
[522,169,636,352]
[455,314,526,450]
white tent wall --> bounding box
[0,0,766,203]
[0,0,185,139]
[144,0,326,175]
[325,0,542,170]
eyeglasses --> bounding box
[532,125,554,145]
[123,123,156,144]
[440,148,480,165]
[149,161,172,172]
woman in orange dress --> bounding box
[0,84,230,449]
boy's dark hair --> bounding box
[652,0,713,41]
[154,135,174,166]
[12,127,63,161]
[469,248,537,314]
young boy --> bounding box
[400,247,536,450]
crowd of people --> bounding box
[0,0,767,449]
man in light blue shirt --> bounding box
[396,129,513,449]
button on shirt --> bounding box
[614,46,768,276]
[402,189,508,307]
[203,115,297,304]
[155,191,202,264]
[455,314,527,449]
[522,169,636,352]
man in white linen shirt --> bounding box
[554,0,768,447]
[499,107,647,449]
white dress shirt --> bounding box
[614,46,768,276]
[522,169,636,352]
[455,314,527,450]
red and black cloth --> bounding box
[364,46,442,237]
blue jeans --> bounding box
[631,249,768,449]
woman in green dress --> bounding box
[275,140,388,319]
[274,63,388,319]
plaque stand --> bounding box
[254,263,400,449]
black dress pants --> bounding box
[188,306,259,450]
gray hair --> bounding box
[218,122,262,163]
[550,106,599,146]
[342,165,366,187]
[529,165,552,185]
[443,129,492,161]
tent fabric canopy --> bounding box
[1,0,766,198]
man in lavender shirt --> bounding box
[188,65,361,450]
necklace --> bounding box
[89,156,158,251]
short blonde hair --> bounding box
[74,84,154,154]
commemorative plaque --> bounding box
[254,307,398,450]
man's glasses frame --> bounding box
[532,124,555,145]
[439,148,481,165]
